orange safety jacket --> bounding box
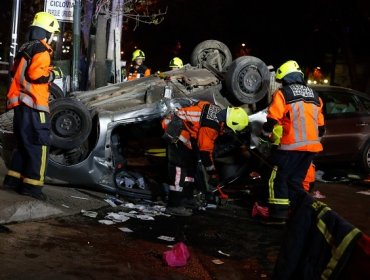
[267,84,324,152]
[7,39,54,113]
[127,64,151,81]
[162,100,223,172]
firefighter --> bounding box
[162,101,249,216]
[126,49,151,81]
[2,12,60,200]
[259,60,325,224]
[169,57,184,70]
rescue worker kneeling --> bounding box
[161,101,249,216]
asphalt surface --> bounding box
[0,156,369,279]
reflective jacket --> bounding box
[162,100,223,172]
[127,64,151,81]
[266,84,324,152]
[7,39,54,113]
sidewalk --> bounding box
[0,159,109,224]
[0,186,110,224]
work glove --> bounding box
[52,66,63,80]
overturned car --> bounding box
[0,40,272,200]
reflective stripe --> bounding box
[184,176,194,182]
[39,112,46,123]
[177,110,201,122]
[40,145,47,182]
[19,92,49,112]
[7,170,21,179]
[23,177,43,186]
[268,166,277,200]
[268,166,290,205]
[312,104,319,136]
[316,207,362,280]
[321,228,361,280]
[279,140,322,150]
[178,134,192,149]
[169,166,183,192]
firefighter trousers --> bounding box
[267,149,316,219]
[166,141,198,207]
[3,104,50,191]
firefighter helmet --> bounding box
[31,12,60,33]
[275,60,303,80]
[226,107,249,132]
[169,57,183,68]
[132,49,145,61]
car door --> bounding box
[318,89,370,163]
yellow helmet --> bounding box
[226,107,249,132]
[169,57,183,68]
[31,12,60,33]
[275,60,303,80]
[132,49,145,61]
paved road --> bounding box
[0,157,369,279]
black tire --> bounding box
[49,82,64,102]
[49,98,92,149]
[190,40,232,71]
[359,142,370,173]
[225,56,270,105]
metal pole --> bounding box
[72,0,81,91]
[9,0,22,70]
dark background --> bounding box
[1,0,369,91]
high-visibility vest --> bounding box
[162,100,222,170]
[7,39,53,113]
[267,84,324,152]
[127,65,151,81]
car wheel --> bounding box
[225,56,270,105]
[50,98,92,149]
[190,40,232,71]
[359,142,370,173]
[49,82,64,102]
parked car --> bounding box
[0,40,271,200]
[313,85,370,173]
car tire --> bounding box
[190,40,232,71]
[49,82,64,102]
[50,98,92,150]
[225,56,270,105]
[359,142,370,173]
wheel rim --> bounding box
[199,49,226,70]
[53,109,82,137]
[238,65,262,94]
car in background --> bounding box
[313,85,370,173]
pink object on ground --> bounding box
[312,190,326,199]
[163,242,190,267]
[251,202,270,218]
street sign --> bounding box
[44,0,75,22]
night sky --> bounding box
[126,0,370,73]
[1,0,369,81]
